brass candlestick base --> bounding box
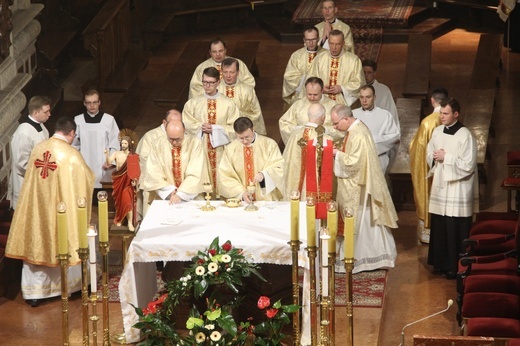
[343,257,355,346]
[288,240,302,346]
[78,248,89,346]
[58,253,71,346]
[100,241,110,346]
[307,245,318,346]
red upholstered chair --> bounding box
[502,151,520,212]
[466,317,520,339]
[461,219,518,257]
[509,339,520,346]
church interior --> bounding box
[0,0,519,345]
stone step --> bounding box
[383,17,457,43]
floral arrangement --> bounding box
[133,237,300,346]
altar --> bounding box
[119,200,308,343]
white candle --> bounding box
[87,226,97,294]
[320,228,330,298]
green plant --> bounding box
[253,296,300,346]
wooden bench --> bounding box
[402,34,433,107]
[388,98,423,211]
[469,33,502,90]
[231,41,260,78]
[152,41,210,107]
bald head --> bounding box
[166,120,185,147]
[308,103,326,125]
[163,109,182,125]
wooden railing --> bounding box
[82,0,131,91]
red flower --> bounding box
[266,308,279,319]
[208,249,217,256]
[222,242,232,252]
[142,293,168,315]
[197,259,204,264]
[257,296,270,309]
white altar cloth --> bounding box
[119,200,309,343]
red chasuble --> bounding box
[306,139,333,219]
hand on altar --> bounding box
[254,172,264,183]
[169,192,182,205]
[242,191,252,203]
[202,123,213,134]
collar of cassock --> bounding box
[83,111,105,124]
[205,92,220,99]
[244,132,257,147]
[361,106,376,112]
[24,115,43,132]
[443,120,463,135]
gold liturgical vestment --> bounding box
[6,136,95,267]
[141,134,208,201]
[189,56,256,99]
[307,49,365,106]
[219,134,284,200]
[218,82,267,135]
[409,109,441,229]
[315,19,355,53]
[282,47,322,106]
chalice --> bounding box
[244,183,258,211]
[201,182,215,211]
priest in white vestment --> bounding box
[331,105,398,274]
[353,85,400,174]
[135,109,182,216]
[141,120,207,204]
[72,89,120,188]
[189,38,255,99]
[219,117,284,202]
[279,77,343,145]
[362,59,399,128]
[8,96,51,210]
[282,27,322,107]
[218,58,266,135]
[307,30,364,106]
[183,67,240,197]
[426,98,478,278]
[314,0,354,53]
[6,117,94,306]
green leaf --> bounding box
[272,300,282,309]
[283,304,301,313]
[218,313,238,336]
[209,237,220,250]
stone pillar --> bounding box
[0,0,43,200]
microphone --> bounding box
[399,299,453,346]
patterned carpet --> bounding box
[105,268,386,308]
[292,0,415,26]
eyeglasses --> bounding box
[84,101,100,106]
[332,117,345,126]
[202,80,218,85]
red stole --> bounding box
[306,139,333,219]
[207,99,217,190]
[171,146,182,188]
[243,146,255,199]
[226,85,235,98]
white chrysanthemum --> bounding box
[204,324,215,330]
[195,266,205,275]
[208,262,218,273]
[195,332,206,343]
[210,331,222,342]
[186,274,191,280]
[221,254,231,263]
[182,282,187,286]
[226,268,231,272]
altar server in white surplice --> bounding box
[331,104,398,274]
[72,89,120,188]
[183,67,240,196]
[8,96,51,210]
[142,120,207,205]
[307,30,365,106]
[282,27,323,107]
[219,117,284,202]
[189,38,255,99]
[218,58,266,135]
[279,77,342,145]
[352,85,400,174]
[315,0,354,53]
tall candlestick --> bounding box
[320,228,330,297]
[87,225,97,293]
[327,201,337,251]
[77,197,88,249]
[57,202,68,255]
[344,208,354,259]
[97,191,109,243]
[306,197,316,247]
[290,190,300,241]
